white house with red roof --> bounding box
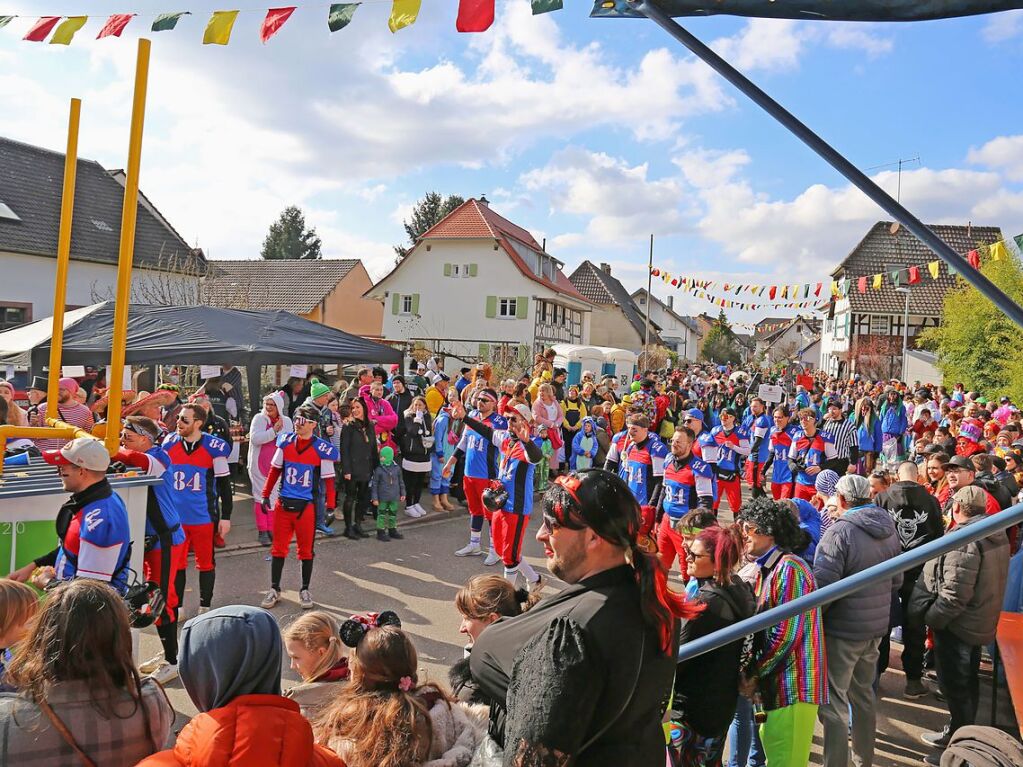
[365,197,591,367]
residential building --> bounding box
[569,261,660,353]
[205,259,382,338]
[755,315,822,365]
[0,136,203,329]
[819,221,1003,379]
[631,288,701,361]
[364,197,591,368]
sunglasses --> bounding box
[294,416,310,427]
[177,418,193,425]
[683,546,710,559]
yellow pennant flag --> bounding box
[389,0,421,32]
[50,16,88,45]
[203,10,239,45]
[791,284,799,297]
[927,260,940,279]
[990,241,1007,261]
[872,273,882,290]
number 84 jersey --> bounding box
[162,432,232,526]
[272,433,339,502]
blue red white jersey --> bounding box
[707,426,751,475]
[459,411,507,480]
[162,432,232,526]
[271,433,338,502]
[789,428,838,487]
[694,431,716,462]
[56,491,131,593]
[661,453,715,521]
[769,425,799,485]
[139,445,186,548]
[742,412,773,464]
[606,432,668,505]
[492,430,539,515]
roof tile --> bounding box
[205,259,360,314]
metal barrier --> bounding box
[679,502,1023,662]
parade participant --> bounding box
[470,469,702,766]
[762,405,798,499]
[9,438,132,593]
[424,372,450,417]
[430,393,460,511]
[369,446,405,541]
[819,399,858,476]
[706,407,751,516]
[340,398,377,540]
[163,403,233,616]
[2,580,174,766]
[655,427,714,576]
[260,407,339,610]
[31,377,95,450]
[954,417,986,458]
[450,399,544,590]
[854,397,884,474]
[112,416,187,684]
[24,376,47,424]
[248,392,294,546]
[447,388,506,562]
[738,497,826,767]
[604,412,668,515]
[283,611,351,720]
[570,416,599,470]
[743,397,772,498]
[789,408,837,502]
[880,387,909,465]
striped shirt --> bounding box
[820,415,856,462]
[753,549,828,710]
[31,401,95,450]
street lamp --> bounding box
[894,286,910,381]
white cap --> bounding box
[510,403,533,423]
[42,437,110,472]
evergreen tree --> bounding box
[394,192,465,258]
[699,310,741,364]
[261,206,322,260]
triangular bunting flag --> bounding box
[781,286,789,299]
[890,270,902,287]
[203,10,239,45]
[815,282,822,297]
[949,263,958,276]
[388,0,421,32]
[872,274,882,290]
[840,277,850,296]
[769,286,777,300]
[152,11,190,31]
[967,249,981,269]
[531,0,564,14]
[1015,234,1023,253]
[803,284,810,298]
[990,241,1007,261]
[50,16,88,45]
[908,266,921,284]
[0,16,14,29]
[97,13,134,38]
[857,276,866,294]
[24,16,61,41]
[927,261,940,279]
[260,7,296,43]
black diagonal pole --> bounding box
[631,0,1023,330]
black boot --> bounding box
[353,506,370,538]
[388,528,404,540]
[376,529,389,541]
[342,500,357,539]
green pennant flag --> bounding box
[0,15,14,29]
[531,0,563,14]
[890,270,901,287]
[328,3,359,31]
[152,11,190,32]
[1014,234,1023,254]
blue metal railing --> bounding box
[678,502,1023,662]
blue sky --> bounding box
[1,2,1021,326]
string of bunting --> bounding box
[0,0,565,43]
[685,287,819,311]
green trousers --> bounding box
[759,702,818,767]
[376,500,397,530]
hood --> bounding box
[580,417,596,435]
[179,605,283,712]
[265,391,287,419]
[841,504,897,540]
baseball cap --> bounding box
[721,406,738,418]
[58,377,80,394]
[952,485,987,515]
[42,437,110,472]
[510,403,533,423]
[942,455,976,471]
[683,408,704,423]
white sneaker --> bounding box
[455,542,483,557]
[299,589,314,609]
[404,504,422,518]
[150,662,179,685]
[138,654,164,675]
[260,589,280,609]
[483,550,501,567]
[414,503,428,516]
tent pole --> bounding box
[46,98,81,409]
[105,39,151,455]
[631,0,1023,330]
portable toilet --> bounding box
[551,344,604,386]
[595,347,638,388]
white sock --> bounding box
[519,559,539,584]
[503,565,519,585]
[469,531,481,546]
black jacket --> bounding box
[341,420,378,481]
[876,481,945,553]
[401,413,433,463]
[975,472,1013,510]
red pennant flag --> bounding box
[907,266,921,284]
[967,249,981,269]
[857,276,866,293]
[769,286,777,300]
[456,0,495,32]
[814,282,822,297]
[24,16,61,41]
[260,7,296,43]
[97,13,134,38]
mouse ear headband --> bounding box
[339,610,401,648]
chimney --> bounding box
[667,295,674,310]
[479,195,489,207]
[600,262,611,274]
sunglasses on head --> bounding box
[294,416,310,427]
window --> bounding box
[0,304,29,330]
[498,298,517,318]
[401,295,414,314]
[869,316,890,335]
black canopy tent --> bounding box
[0,302,402,414]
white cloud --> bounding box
[711,20,807,73]
[982,10,1023,42]
[820,24,894,58]
[968,134,1023,181]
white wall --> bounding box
[634,292,698,360]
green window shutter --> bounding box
[485,296,497,318]
[468,263,478,277]
[411,293,420,314]
[443,263,452,277]
[478,343,490,359]
[516,296,528,319]
[391,293,400,315]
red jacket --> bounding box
[137,694,344,767]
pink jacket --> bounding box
[532,398,563,429]
[359,384,398,437]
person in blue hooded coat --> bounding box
[571,417,600,471]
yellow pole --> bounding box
[46,98,81,410]
[0,422,95,476]
[104,38,151,455]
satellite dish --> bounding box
[890,222,901,235]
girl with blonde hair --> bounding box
[283,611,350,719]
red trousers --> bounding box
[491,510,528,567]
[794,483,816,502]
[463,475,493,522]
[743,461,765,485]
[713,477,742,515]
[143,541,186,623]
[771,482,794,500]
[657,515,688,576]
[271,501,315,560]
[182,523,215,571]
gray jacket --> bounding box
[813,503,902,641]
[370,462,405,503]
[918,514,1010,645]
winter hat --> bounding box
[959,417,983,444]
[380,446,395,465]
[310,380,331,399]
[630,381,642,393]
[814,469,840,499]
[58,377,80,394]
